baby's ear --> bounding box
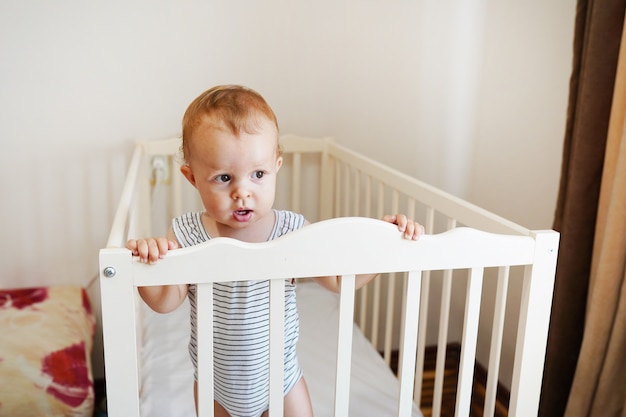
[180,165,197,187]
[276,156,283,171]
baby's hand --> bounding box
[382,214,425,240]
[126,238,179,264]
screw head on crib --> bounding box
[103,267,116,278]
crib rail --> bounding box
[100,135,559,417]
[117,224,536,285]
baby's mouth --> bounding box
[233,209,253,222]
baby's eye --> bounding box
[253,171,265,179]
[215,174,231,183]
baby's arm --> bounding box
[126,228,188,313]
[313,214,425,293]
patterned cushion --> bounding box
[0,286,95,416]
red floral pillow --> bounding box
[0,286,95,416]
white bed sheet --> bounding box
[139,282,422,417]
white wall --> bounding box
[471,1,574,229]
[1,0,574,381]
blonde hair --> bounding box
[181,85,280,162]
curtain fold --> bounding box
[540,1,626,416]
[564,19,626,415]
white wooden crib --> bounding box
[99,135,559,417]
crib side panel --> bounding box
[100,135,559,417]
[325,141,528,235]
[274,135,329,222]
[121,217,554,417]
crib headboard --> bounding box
[99,135,559,417]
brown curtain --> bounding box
[564,19,626,416]
[540,1,626,416]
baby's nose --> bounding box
[232,186,251,200]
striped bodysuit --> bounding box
[171,209,305,417]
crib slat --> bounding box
[484,266,510,417]
[369,182,386,349]
[376,182,384,218]
[131,160,151,238]
[424,207,436,235]
[357,174,372,333]
[172,155,183,217]
[455,267,484,417]
[413,271,430,406]
[196,282,215,417]
[291,153,301,213]
[334,159,341,217]
[383,273,396,365]
[370,276,381,348]
[343,163,350,216]
[268,279,285,417]
[433,218,458,416]
[334,274,356,417]
[318,138,334,220]
[383,190,400,364]
[358,283,368,332]
[397,270,421,417]
[432,268,452,417]
[353,169,360,216]
[414,206,437,404]
[364,174,372,218]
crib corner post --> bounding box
[508,230,560,417]
[99,247,141,417]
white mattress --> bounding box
[139,282,421,417]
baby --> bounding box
[126,85,424,417]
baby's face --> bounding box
[180,116,282,238]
